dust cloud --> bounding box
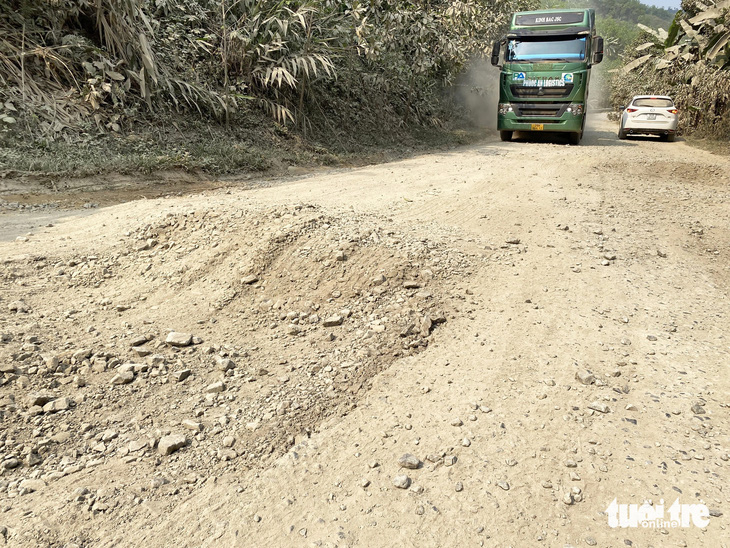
[452,58,501,129]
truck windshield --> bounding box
[506,37,587,62]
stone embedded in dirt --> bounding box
[691,403,706,414]
[576,370,595,385]
[102,429,118,442]
[173,369,192,382]
[657,249,668,258]
[3,458,20,470]
[166,332,193,347]
[497,481,510,491]
[133,346,152,357]
[206,381,226,393]
[563,492,574,505]
[323,315,343,327]
[506,238,521,245]
[241,275,259,285]
[403,281,421,289]
[158,434,187,455]
[222,436,236,448]
[72,349,92,362]
[8,300,29,313]
[398,453,421,470]
[26,451,42,467]
[19,478,46,494]
[462,438,471,447]
[129,439,148,452]
[588,402,610,414]
[219,448,237,461]
[372,274,386,286]
[647,335,657,341]
[215,357,235,371]
[444,455,457,467]
[130,335,149,347]
[27,392,53,408]
[393,475,411,489]
[450,418,463,427]
[43,397,72,413]
[565,460,577,468]
[110,370,135,385]
[455,482,464,492]
[151,477,170,489]
[183,420,202,432]
[419,315,433,338]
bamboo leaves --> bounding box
[614,0,730,138]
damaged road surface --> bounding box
[1,116,729,547]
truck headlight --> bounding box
[566,104,584,116]
[499,103,514,115]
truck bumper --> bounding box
[498,112,584,133]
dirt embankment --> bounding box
[1,117,729,547]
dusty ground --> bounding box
[1,116,729,548]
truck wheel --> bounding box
[500,131,513,142]
[568,132,581,146]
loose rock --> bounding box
[158,434,187,455]
[166,332,193,347]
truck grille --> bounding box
[511,84,574,98]
[515,104,566,117]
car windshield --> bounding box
[633,98,674,108]
[506,37,587,62]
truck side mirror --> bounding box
[491,41,501,67]
[593,36,604,64]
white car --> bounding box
[619,95,678,141]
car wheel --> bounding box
[618,126,627,140]
[500,130,513,142]
[666,133,676,142]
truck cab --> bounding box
[491,9,604,145]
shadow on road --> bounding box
[508,129,636,147]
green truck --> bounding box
[490,9,604,145]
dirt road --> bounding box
[1,116,729,547]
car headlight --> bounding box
[499,103,514,115]
[566,104,584,116]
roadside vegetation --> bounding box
[611,0,730,139]
[0,0,536,178]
